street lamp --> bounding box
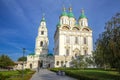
[22,48,26,80]
[64,55,67,68]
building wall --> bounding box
[54,8,93,68]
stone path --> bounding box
[30,69,77,80]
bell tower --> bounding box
[35,14,49,55]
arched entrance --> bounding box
[38,60,43,68]
[73,48,80,58]
[30,64,32,69]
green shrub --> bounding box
[65,70,98,80]
[49,68,120,80]
[0,73,10,80]
[17,69,31,75]
[25,69,31,72]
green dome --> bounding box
[79,13,86,19]
[68,7,74,18]
[47,53,53,56]
[61,11,68,16]
[29,53,35,55]
[41,17,45,22]
[68,12,74,18]
[79,9,87,19]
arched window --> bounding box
[56,61,59,66]
[62,26,69,30]
[41,31,44,35]
[40,41,43,47]
[83,28,89,32]
[83,37,87,44]
[65,19,67,24]
[72,27,79,31]
[75,53,77,57]
[62,18,64,24]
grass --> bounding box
[0,69,35,80]
[50,68,120,80]
[0,70,18,76]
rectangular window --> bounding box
[66,49,69,56]
[75,37,78,44]
[84,37,87,44]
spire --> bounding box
[68,5,74,18]
[69,6,72,12]
[79,8,86,19]
[41,13,45,22]
[63,5,66,11]
[81,8,84,14]
[69,4,72,12]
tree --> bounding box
[17,56,27,61]
[85,56,94,67]
[93,12,120,72]
[71,55,89,68]
[0,54,15,67]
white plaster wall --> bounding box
[59,34,65,55]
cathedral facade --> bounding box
[54,7,93,67]
[15,7,93,70]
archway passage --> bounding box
[30,64,32,69]
[38,60,43,68]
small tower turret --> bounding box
[60,6,69,25]
[68,6,76,27]
[40,14,46,27]
[78,9,88,27]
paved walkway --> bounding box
[30,69,76,80]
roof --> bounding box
[79,9,87,19]
[60,7,68,17]
[41,17,45,22]
[47,53,53,56]
[68,7,74,18]
[68,12,74,18]
[79,13,86,19]
[29,53,35,55]
[61,11,68,16]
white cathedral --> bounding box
[15,7,93,70]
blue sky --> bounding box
[0,0,120,61]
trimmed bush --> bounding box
[49,68,120,80]
[0,73,10,80]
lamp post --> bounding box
[64,55,67,68]
[22,48,25,80]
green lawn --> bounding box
[50,68,120,80]
[0,69,35,80]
